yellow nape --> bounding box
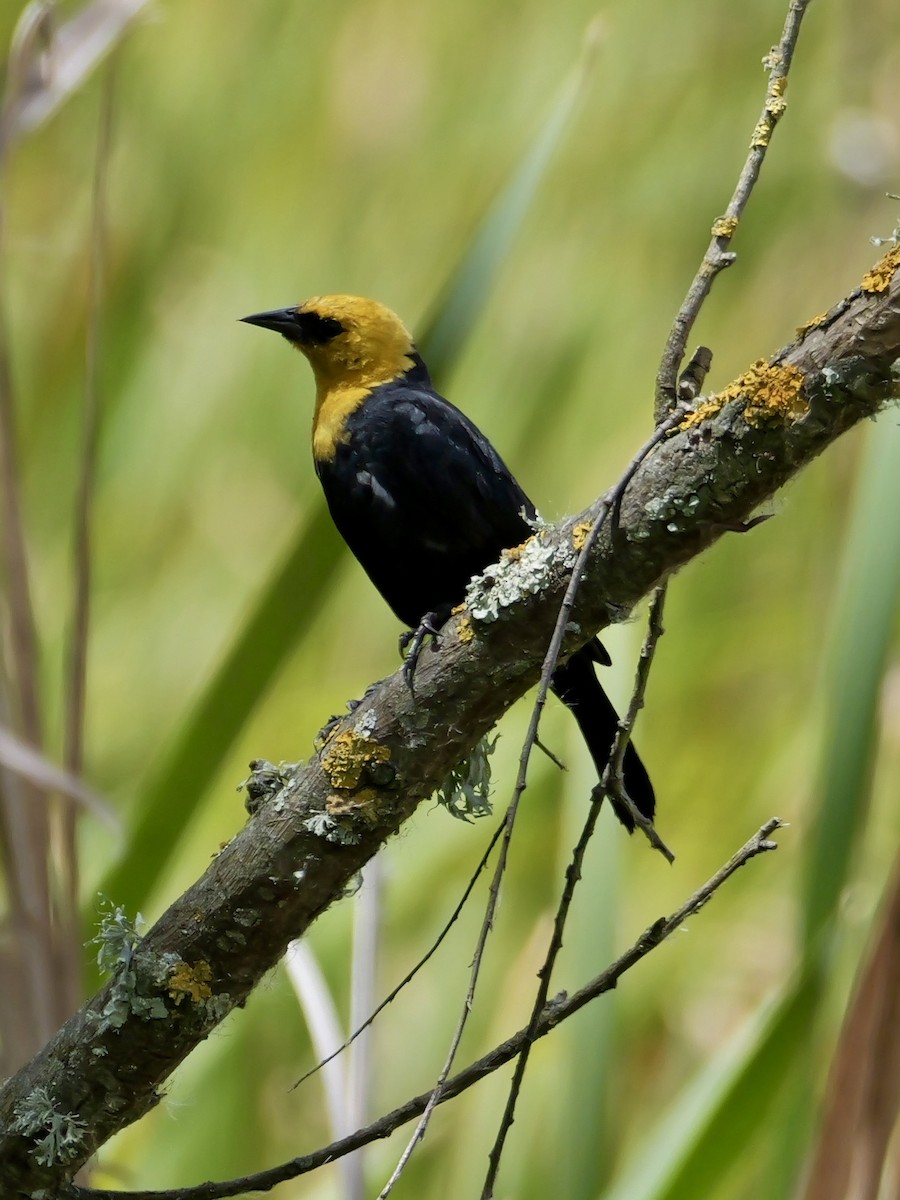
[294,295,418,462]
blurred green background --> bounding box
[1,0,898,1196]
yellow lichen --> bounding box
[861,245,900,294]
[503,538,532,562]
[750,119,771,149]
[679,396,726,431]
[796,311,827,337]
[457,615,474,643]
[681,360,807,431]
[326,789,380,822]
[711,215,738,239]
[731,360,806,425]
[321,731,391,790]
[450,603,466,616]
[168,959,213,1005]
[571,520,593,551]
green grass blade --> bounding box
[602,414,900,1200]
[802,415,900,941]
[602,969,817,1200]
[418,23,601,380]
[93,512,344,918]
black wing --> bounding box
[317,383,535,625]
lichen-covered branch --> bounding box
[65,820,784,1200]
[1,253,899,1196]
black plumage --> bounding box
[241,295,654,829]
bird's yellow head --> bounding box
[241,294,416,393]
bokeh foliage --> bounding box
[0,0,898,1196]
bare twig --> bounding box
[67,821,782,1200]
[378,402,686,1197]
[291,818,504,1092]
[0,724,117,829]
[376,789,515,1197]
[534,735,567,771]
[481,3,814,1187]
[654,0,814,420]
[677,345,713,403]
[0,0,148,155]
[602,586,673,858]
[479,587,670,1198]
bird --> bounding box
[241,295,654,830]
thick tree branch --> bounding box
[70,819,784,1200]
[1,255,899,1195]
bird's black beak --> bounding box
[239,307,301,338]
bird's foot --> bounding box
[401,612,443,690]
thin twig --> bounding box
[68,821,783,1200]
[291,818,505,1091]
[654,0,814,421]
[0,723,118,828]
[481,3,814,1186]
[601,586,673,859]
[376,792,516,1197]
[480,586,669,1198]
[535,735,567,771]
[377,402,687,1197]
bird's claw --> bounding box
[401,612,443,690]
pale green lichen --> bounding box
[90,900,170,1030]
[353,708,378,737]
[90,897,144,976]
[203,993,234,1022]
[465,532,577,623]
[436,735,497,821]
[240,759,300,815]
[644,489,706,533]
[301,811,362,845]
[12,1087,86,1167]
[301,785,385,845]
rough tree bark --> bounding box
[1,249,899,1196]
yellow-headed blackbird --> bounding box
[241,295,653,829]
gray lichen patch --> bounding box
[466,531,578,623]
[241,759,302,815]
[435,734,497,821]
[12,1086,86,1167]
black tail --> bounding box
[551,645,655,831]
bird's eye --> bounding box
[297,313,344,344]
